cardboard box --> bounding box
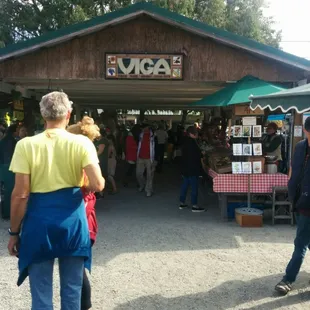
[235,208,263,227]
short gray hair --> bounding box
[39,91,72,121]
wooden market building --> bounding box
[0,2,310,128]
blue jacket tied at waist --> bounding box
[18,187,91,286]
[288,139,310,209]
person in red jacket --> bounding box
[67,116,101,310]
[123,124,140,187]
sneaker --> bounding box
[179,204,188,210]
[192,207,206,213]
[275,280,292,295]
[146,192,152,197]
[138,187,145,192]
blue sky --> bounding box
[265,0,310,59]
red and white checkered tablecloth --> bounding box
[208,169,289,193]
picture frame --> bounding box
[243,144,252,156]
[242,162,252,174]
[253,143,262,156]
[253,161,262,174]
[233,144,243,156]
[233,125,243,138]
[243,125,252,137]
[232,162,242,174]
[253,125,262,138]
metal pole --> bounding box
[288,110,295,172]
[247,174,251,208]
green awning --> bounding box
[191,75,285,107]
[250,83,310,113]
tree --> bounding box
[195,0,226,28]
[0,0,281,49]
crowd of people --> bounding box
[2,92,310,308]
[0,92,207,309]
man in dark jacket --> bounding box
[179,126,205,212]
[275,116,310,295]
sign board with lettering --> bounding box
[105,54,183,80]
[234,104,264,116]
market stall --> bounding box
[192,75,288,224]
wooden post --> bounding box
[75,104,81,122]
[292,112,303,155]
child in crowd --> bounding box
[67,116,101,310]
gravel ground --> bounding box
[1,165,310,309]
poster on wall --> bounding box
[106,54,183,80]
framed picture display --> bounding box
[233,144,243,156]
[232,162,242,174]
[253,125,262,138]
[243,144,252,156]
[253,161,262,174]
[242,162,252,174]
[234,125,243,138]
[253,143,262,156]
[243,125,251,137]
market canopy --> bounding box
[250,83,310,113]
[190,75,285,107]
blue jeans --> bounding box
[284,214,310,283]
[28,257,84,310]
[180,176,198,206]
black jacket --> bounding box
[181,136,202,177]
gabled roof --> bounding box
[0,2,310,71]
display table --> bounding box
[207,169,289,219]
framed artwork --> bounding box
[253,143,262,156]
[234,126,243,137]
[232,162,242,174]
[233,144,243,156]
[253,125,262,138]
[243,144,252,156]
[243,125,252,137]
[242,162,252,174]
[253,161,262,174]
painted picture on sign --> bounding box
[243,144,252,156]
[253,143,262,156]
[234,126,243,137]
[172,68,181,78]
[107,67,116,77]
[173,56,182,65]
[242,162,252,174]
[107,55,116,65]
[243,126,251,137]
[253,161,262,174]
[232,162,242,174]
[233,144,243,156]
[253,125,262,138]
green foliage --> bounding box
[0,0,281,48]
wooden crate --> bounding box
[235,208,263,227]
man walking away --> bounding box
[136,123,156,197]
[275,117,310,295]
[179,126,205,212]
[155,124,168,172]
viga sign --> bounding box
[106,54,183,80]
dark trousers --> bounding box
[284,213,310,283]
[156,144,165,171]
[123,162,136,185]
[81,240,94,310]
[180,176,199,206]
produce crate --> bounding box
[235,207,263,227]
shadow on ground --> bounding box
[113,272,310,310]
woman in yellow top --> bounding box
[8,92,105,310]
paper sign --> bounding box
[242,117,257,126]
[294,126,303,137]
